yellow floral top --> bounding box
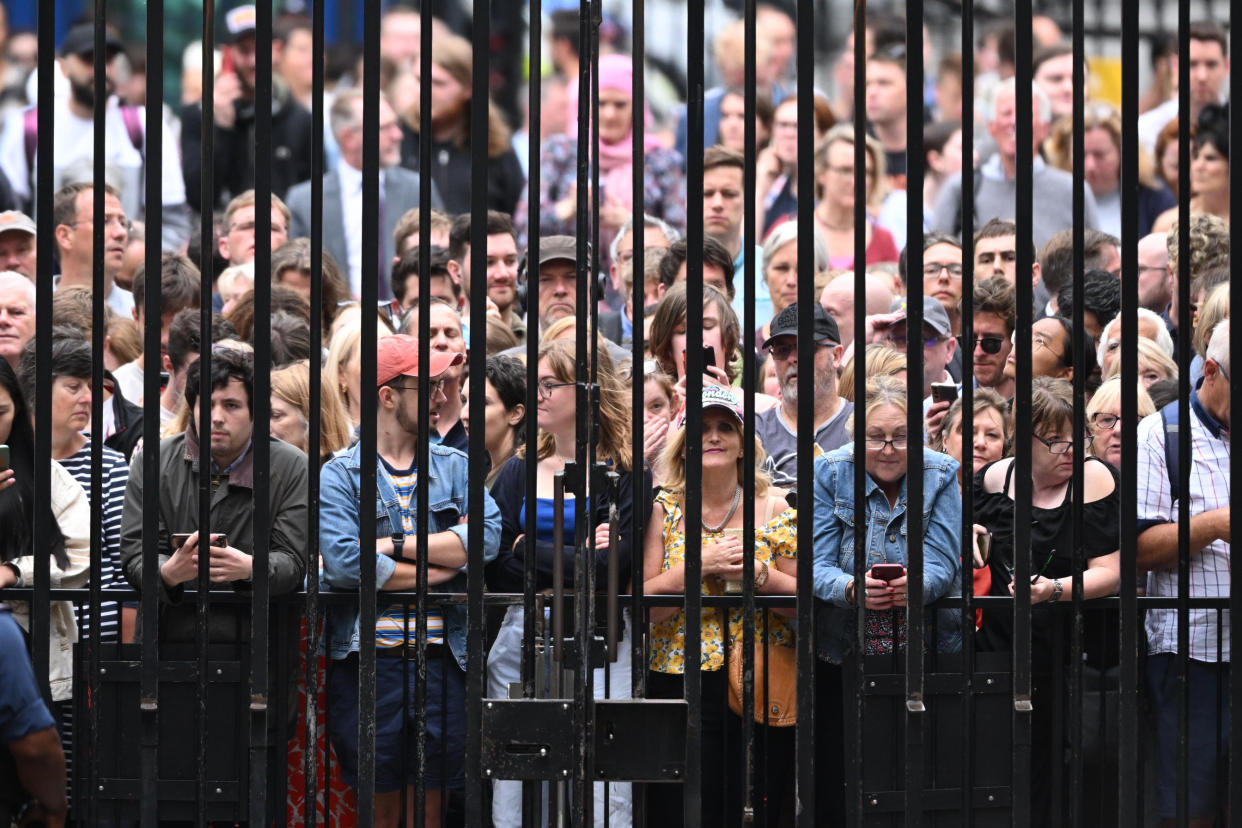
[648,489,797,674]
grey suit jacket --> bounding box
[285,166,441,301]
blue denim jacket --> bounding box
[319,441,501,669]
[811,446,963,664]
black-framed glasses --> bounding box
[537,379,575,400]
[388,379,448,396]
[864,435,909,451]
[1089,412,1124,431]
[922,262,963,279]
[958,335,1006,355]
[1032,432,1092,455]
[889,333,944,350]
[764,340,836,361]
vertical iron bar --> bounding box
[1013,3,1035,825]
[958,0,977,822]
[466,1,491,825]
[1229,8,1242,822]
[195,2,216,824]
[740,0,759,822]
[31,0,54,715]
[250,2,274,823]
[1068,3,1086,824]
[87,6,107,825]
[140,2,164,825]
[794,0,817,826]
[303,0,327,822]
[903,4,926,825]
[356,3,381,824]
[1117,0,1140,823]
[1175,1,1191,824]
[683,0,706,821]
[850,3,867,825]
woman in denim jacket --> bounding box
[811,375,963,824]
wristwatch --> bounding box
[1050,578,1063,602]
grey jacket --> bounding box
[285,166,443,302]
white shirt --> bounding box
[111,360,145,405]
[0,94,187,221]
[1137,403,1231,661]
[337,159,384,299]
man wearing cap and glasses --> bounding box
[320,334,500,828]
[0,210,36,279]
[0,22,191,250]
[882,295,961,441]
[180,4,313,211]
[756,302,853,486]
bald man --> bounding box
[819,271,895,348]
[1137,232,1173,314]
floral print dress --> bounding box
[648,489,796,675]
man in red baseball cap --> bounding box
[321,333,500,828]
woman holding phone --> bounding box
[811,375,963,825]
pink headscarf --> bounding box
[566,54,663,210]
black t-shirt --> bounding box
[972,457,1120,667]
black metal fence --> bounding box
[0,0,1238,826]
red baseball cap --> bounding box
[375,334,463,386]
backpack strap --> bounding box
[119,104,144,155]
[1159,400,1180,508]
[22,107,37,184]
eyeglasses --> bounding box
[1089,413,1124,431]
[922,262,963,279]
[1032,432,1092,455]
[388,379,447,396]
[1218,362,1231,385]
[865,435,909,451]
[764,340,836,361]
[958,335,1006,354]
[537,379,575,400]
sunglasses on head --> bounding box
[958,335,1006,355]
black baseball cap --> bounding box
[59,23,124,58]
[222,5,258,44]
[767,302,841,344]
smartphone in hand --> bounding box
[870,563,905,581]
[931,382,958,404]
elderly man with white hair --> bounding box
[1137,316,1231,825]
[0,269,35,369]
[931,78,1099,251]
[1095,307,1176,378]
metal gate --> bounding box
[0,0,1238,826]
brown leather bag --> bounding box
[724,491,796,727]
[727,635,797,727]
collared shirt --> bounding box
[729,241,770,326]
[1137,390,1231,661]
[338,159,383,297]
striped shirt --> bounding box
[58,440,130,644]
[376,463,445,649]
[1137,398,1231,661]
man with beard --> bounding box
[181,4,313,211]
[0,22,191,249]
[755,302,852,486]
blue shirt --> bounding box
[810,446,963,663]
[730,242,770,327]
[0,608,56,743]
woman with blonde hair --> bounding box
[1087,377,1157,471]
[838,344,908,401]
[484,338,647,828]
[1045,102,1174,237]
[399,32,525,214]
[643,385,797,826]
[270,361,353,465]
[1103,336,1179,390]
[810,124,900,269]
[324,322,393,430]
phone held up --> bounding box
[870,563,906,582]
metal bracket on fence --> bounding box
[481,699,577,780]
[905,696,926,713]
[592,699,688,782]
[1013,696,1034,713]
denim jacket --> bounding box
[319,441,501,669]
[811,446,963,664]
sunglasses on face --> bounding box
[958,335,1006,354]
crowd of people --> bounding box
[0,3,1233,827]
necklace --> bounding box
[702,486,743,533]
